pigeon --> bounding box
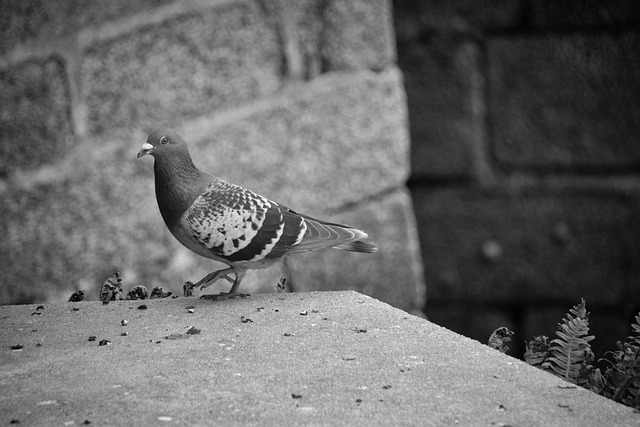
[137,128,378,300]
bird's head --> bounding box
[137,128,189,160]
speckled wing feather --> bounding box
[181,180,304,264]
[180,180,375,264]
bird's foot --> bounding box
[200,292,251,301]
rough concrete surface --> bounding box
[1,291,637,426]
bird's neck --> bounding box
[153,156,212,229]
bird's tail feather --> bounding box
[333,240,378,253]
[287,215,378,254]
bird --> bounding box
[137,128,378,300]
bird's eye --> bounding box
[159,136,168,145]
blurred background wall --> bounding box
[395,0,640,357]
[1,0,639,359]
[0,0,425,313]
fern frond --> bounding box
[542,299,595,386]
[601,313,640,409]
[630,314,640,345]
[525,336,550,367]
[590,368,606,395]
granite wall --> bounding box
[0,0,426,314]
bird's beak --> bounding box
[137,142,154,158]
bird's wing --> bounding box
[181,180,377,264]
[181,180,307,263]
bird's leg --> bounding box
[199,269,250,300]
[195,268,235,290]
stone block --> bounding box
[0,0,174,54]
[412,186,640,306]
[399,40,484,179]
[393,0,522,42]
[258,0,324,80]
[488,33,640,170]
[0,56,74,174]
[81,0,282,136]
[0,68,416,306]
[322,0,396,71]
[185,68,410,213]
[287,189,426,315]
[531,0,640,28]
[0,135,168,304]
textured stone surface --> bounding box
[259,0,325,80]
[0,0,174,54]
[488,33,640,170]
[399,40,483,179]
[531,0,640,28]
[412,186,640,306]
[322,0,396,71]
[288,189,426,315]
[81,0,282,136]
[186,68,410,213]
[0,135,164,304]
[2,293,638,425]
[0,56,74,174]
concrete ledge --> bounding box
[1,291,636,425]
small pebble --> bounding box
[300,310,308,316]
[188,308,195,314]
[186,326,201,335]
[121,320,128,326]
